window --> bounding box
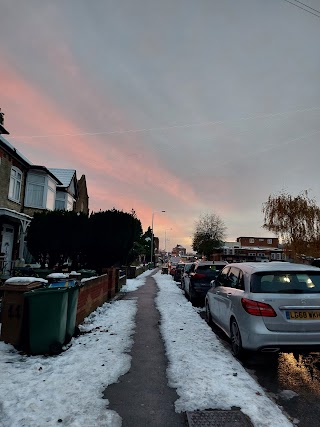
[237,270,245,290]
[267,239,272,244]
[216,267,230,286]
[249,238,254,243]
[227,267,239,288]
[25,173,57,210]
[8,167,22,202]
[251,272,320,294]
[55,191,74,211]
[248,252,256,257]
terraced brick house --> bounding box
[0,128,89,277]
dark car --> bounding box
[180,262,193,290]
[173,263,185,283]
[184,261,228,304]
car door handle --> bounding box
[227,293,232,296]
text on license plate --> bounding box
[287,310,320,320]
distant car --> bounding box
[205,262,320,359]
[184,261,227,304]
[169,262,179,276]
[173,263,185,283]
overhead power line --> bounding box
[293,0,320,14]
[9,105,320,140]
[281,0,320,18]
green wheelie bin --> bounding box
[65,283,80,343]
[24,287,68,355]
[47,279,80,344]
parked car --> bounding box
[173,263,185,283]
[180,262,194,290]
[184,261,227,304]
[205,262,320,359]
[168,258,180,276]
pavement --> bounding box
[104,269,253,427]
[104,271,187,426]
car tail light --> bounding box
[241,298,277,317]
[193,273,206,279]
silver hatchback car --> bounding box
[205,262,320,358]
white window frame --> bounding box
[8,166,22,203]
[55,191,75,211]
[267,239,272,244]
[249,238,255,243]
[25,172,57,210]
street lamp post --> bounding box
[151,210,165,266]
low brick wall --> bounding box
[76,265,150,325]
[76,268,117,325]
[124,264,149,279]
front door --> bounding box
[1,224,14,275]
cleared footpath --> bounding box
[104,272,187,427]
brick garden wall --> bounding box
[76,268,119,325]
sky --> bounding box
[1,0,320,252]
[0,270,297,427]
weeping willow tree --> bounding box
[262,190,320,260]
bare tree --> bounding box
[192,212,227,259]
[262,190,320,260]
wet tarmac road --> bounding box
[199,309,320,426]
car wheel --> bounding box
[230,319,244,359]
[205,301,212,325]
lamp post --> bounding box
[151,210,165,266]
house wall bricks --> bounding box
[0,147,27,212]
[75,175,89,216]
[237,237,279,247]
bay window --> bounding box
[8,167,22,203]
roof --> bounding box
[29,166,63,185]
[48,168,76,187]
[225,262,320,274]
[0,135,33,165]
[0,123,9,134]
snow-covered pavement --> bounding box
[0,269,293,426]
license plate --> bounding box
[287,310,320,320]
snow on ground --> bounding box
[0,268,294,427]
[120,269,153,293]
[154,271,293,427]
[0,298,139,427]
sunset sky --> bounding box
[1,0,320,252]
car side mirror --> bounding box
[210,280,217,288]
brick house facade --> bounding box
[217,236,286,263]
[0,131,89,277]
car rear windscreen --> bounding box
[251,271,320,294]
[196,265,222,274]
